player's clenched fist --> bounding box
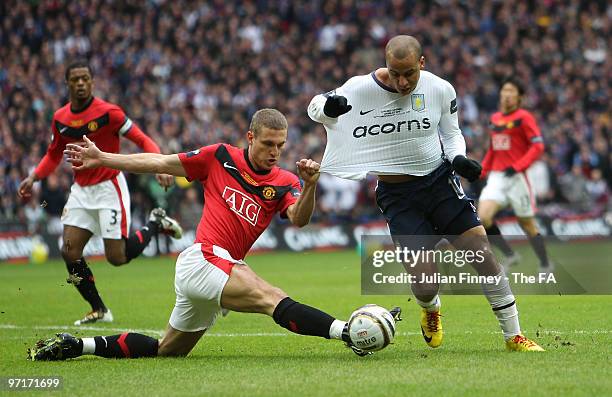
[323,94,352,118]
[452,155,482,182]
[296,159,320,184]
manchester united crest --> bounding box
[262,186,276,199]
[88,121,99,131]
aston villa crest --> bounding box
[411,94,425,111]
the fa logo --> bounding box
[222,187,262,226]
[411,94,425,111]
[539,273,557,283]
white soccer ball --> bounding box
[348,304,396,352]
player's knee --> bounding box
[105,252,128,266]
[157,340,189,357]
[478,212,493,228]
[61,243,81,263]
[517,218,538,236]
[251,285,287,314]
[412,289,438,303]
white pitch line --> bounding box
[0,324,289,337]
[1,324,610,337]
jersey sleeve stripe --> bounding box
[118,117,133,136]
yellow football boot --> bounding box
[506,334,545,352]
[420,308,443,348]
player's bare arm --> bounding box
[64,136,187,177]
[286,159,320,227]
[18,173,39,198]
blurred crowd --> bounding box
[1,0,609,232]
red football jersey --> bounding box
[481,108,544,175]
[34,97,160,186]
[179,144,301,271]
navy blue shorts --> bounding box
[375,162,481,249]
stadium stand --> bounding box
[0,0,609,234]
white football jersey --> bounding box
[308,70,466,180]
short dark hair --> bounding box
[501,77,525,96]
[249,109,288,136]
[65,60,93,81]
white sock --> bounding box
[329,319,346,340]
[482,273,521,340]
[81,337,96,355]
[415,295,441,313]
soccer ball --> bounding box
[348,304,396,352]
[30,238,49,264]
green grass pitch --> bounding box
[0,243,610,396]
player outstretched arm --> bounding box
[285,159,320,227]
[64,136,187,177]
[307,91,352,125]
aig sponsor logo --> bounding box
[222,187,262,226]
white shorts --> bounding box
[61,173,131,239]
[480,171,536,217]
[169,243,236,333]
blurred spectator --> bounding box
[0,0,609,228]
[40,174,66,217]
[559,165,592,211]
[586,169,609,205]
[178,186,204,231]
[317,173,361,220]
[24,198,45,234]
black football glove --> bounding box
[323,94,352,118]
[503,167,517,177]
[452,155,482,182]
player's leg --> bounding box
[102,210,183,266]
[29,244,206,361]
[516,217,551,271]
[393,231,443,348]
[478,172,519,263]
[28,331,161,361]
[450,224,543,351]
[437,170,543,351]
[50,324,204,359]
[157,325,205,357]
[62,221,113,322]
[221,263,348,341]
[376,179,442,347]
[509,173,552,272]
[61,183,114,324]
[170,244,373,356]
[101,173,183,266]
[479,202,518,264]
